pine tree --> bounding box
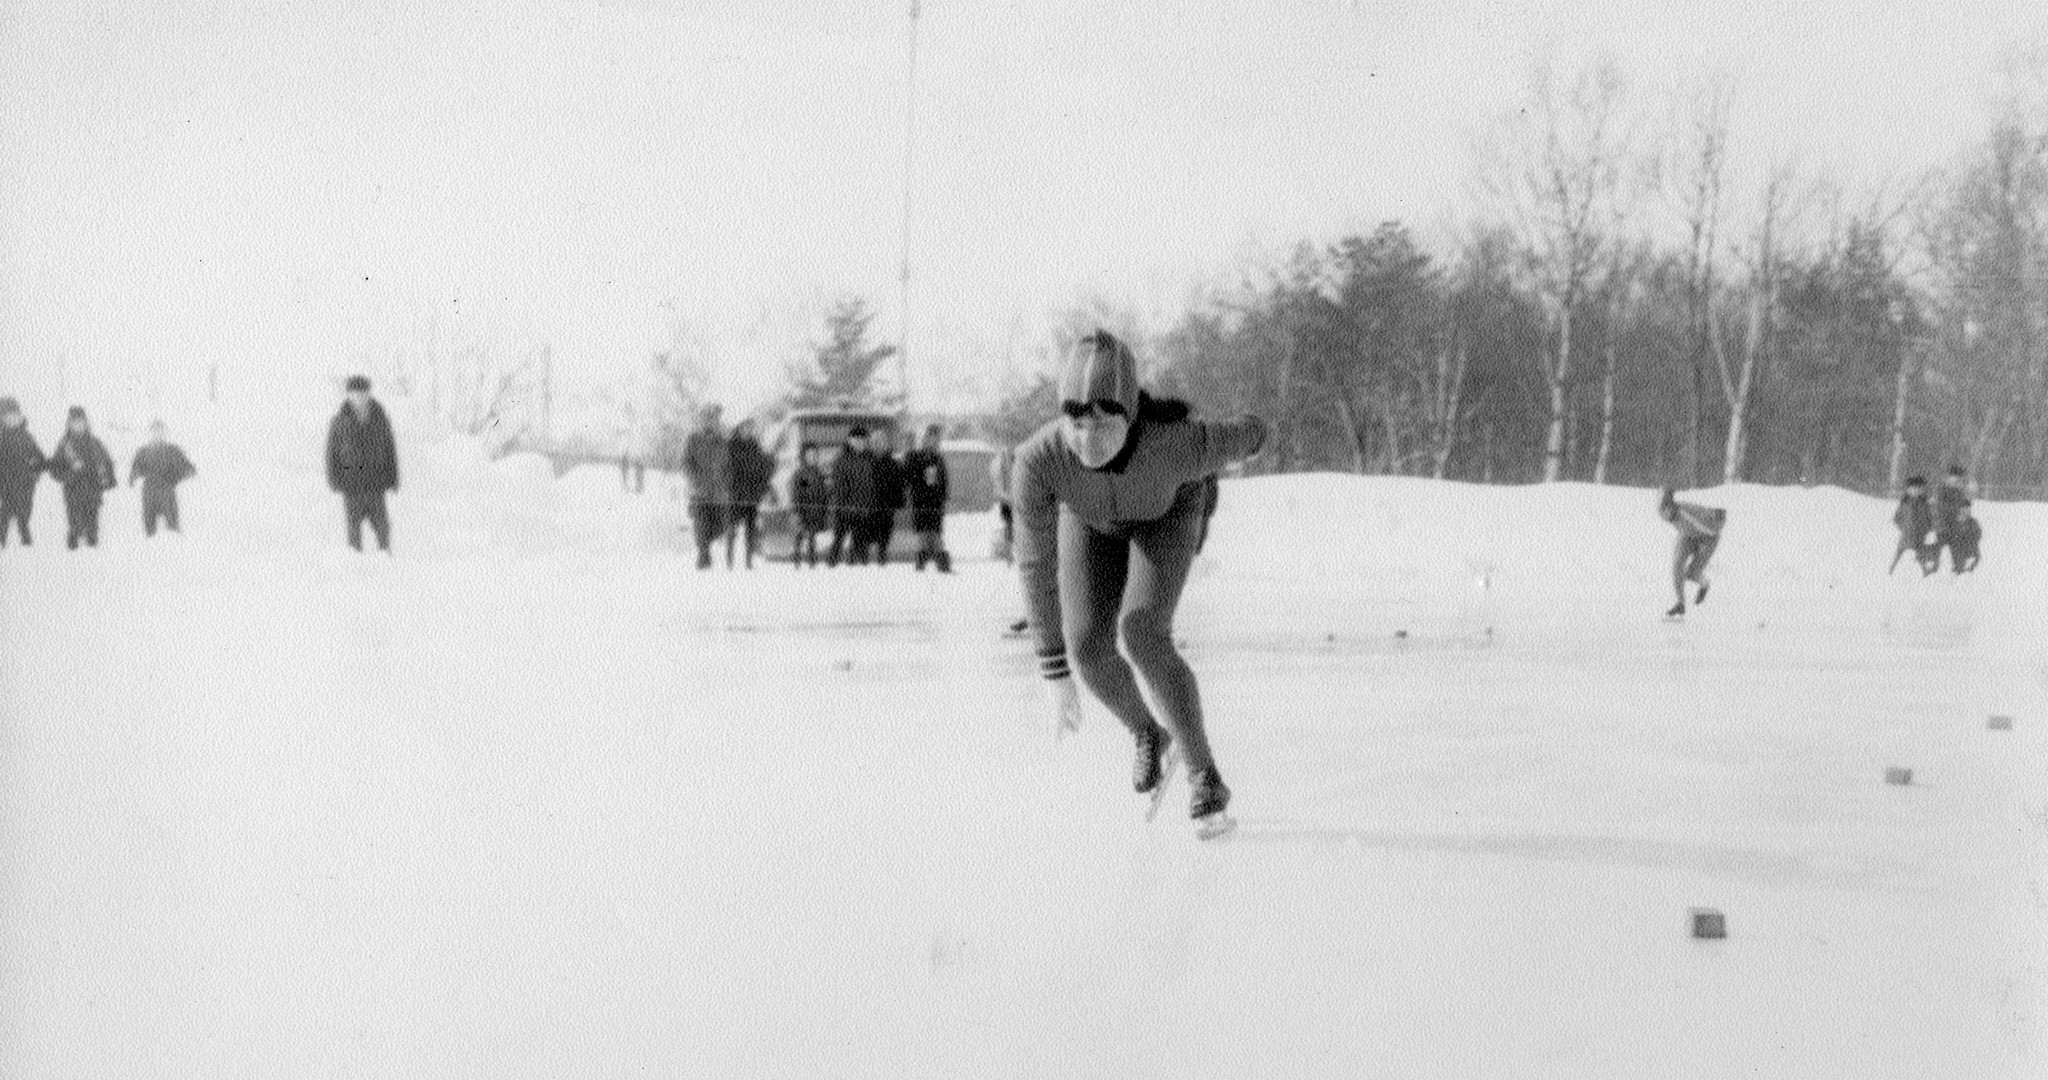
[788,297,900,410]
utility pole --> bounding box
[898,0,921,412]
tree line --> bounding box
[1122,62,2048,498]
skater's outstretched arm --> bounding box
[1011,435,1067,676]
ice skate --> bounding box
[1133,723,1172,794]
[1189,767,1235,840]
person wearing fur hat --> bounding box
[1012,330,1268,836]
[1889,475,1936,576]
[0,397,47,546]
[325,375,400,553]
[46,406,117,549]
[1658,487,1726,617]
[130,419,197,537]
[828,425,878,566]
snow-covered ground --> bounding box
[3,419,2044,1078]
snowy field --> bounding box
[3,420,2044,1078]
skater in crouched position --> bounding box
[1013,330,1267,833]
[1658,487,1726,617]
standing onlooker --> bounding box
[0,396,45,547]
[130,419,197,538]
[1889,475,1937,575]
[828,426,878,566]
[1657,487,1726,618]
[47,406,117,550]
[869,428,905,566]
[1932,465,1972,572]
[903,423,951,572]
[682,404,730,570]
[1947,504,1982,573]
[724,419,774,570]
[790,444,830,568]
[326,375,400,553]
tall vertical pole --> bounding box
[898,0,921,413]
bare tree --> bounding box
[1479,57,1640,482]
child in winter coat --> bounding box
[1947,504,1982,573]
[902,424,951,572]
[47,406,117,549]
[130,419,197,537]
[790,444,830,568]
[1889,476,1936,576]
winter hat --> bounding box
[67,405,87,421]
[1904,475,1927,488]
[0,396,18,415]
[1060,331,1140,417]
[847,424,869,439]
[345,375,372,392]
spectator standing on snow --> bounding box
[724,419,774,570]
[129,419,197,538]
[1658,487,1726,618]
[0,397,45,547]
[790,444,830,568]
[1013,330,1268,835]
[1932,465,1972,572]
[326,375,400,553]
[828,426,878,566]
[682,404,730,570]
[1947,504,1982,573]
[869,427,906,566]
[1889,475,1937,575]
[903,423,951,572]
[47,406,117,550]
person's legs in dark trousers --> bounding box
[345,493,367,550]
[65,494,89,549]
[0,491,28,546]
[1059,484,1215,775]
[725,505,758,568]
[871,510,894,566]
[364,492,390,551]
[690,501,718,568]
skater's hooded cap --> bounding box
[345,375,372,393]
[67,405,87,421]
[0,396,18,415]
[1059,331,1140,418]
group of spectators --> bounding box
[678,405,954,571]
[0,396,198,549]
[1891,466,1982,575]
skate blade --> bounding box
[1144,745,1183,823]
[1195,812,1237,841]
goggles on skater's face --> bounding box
[1060,399,1129,421]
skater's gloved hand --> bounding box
[1045,677,1083,739]
[1037,648,1081,737]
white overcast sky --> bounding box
[2,0,2043,417]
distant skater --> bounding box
[130,419,197,537]
[1013,330,1267,835]
[47,406,117,550]
[1947,504,1981,574]
[1932,465,1972,573]
[1658,487,1725,618]
[0,397,45,547]
[326,375,400,553]
[828,426,877,567]
[869,428,905,567]
[1889,475,1936,576]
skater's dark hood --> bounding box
[1059,330,1141,420]
[65,406,92,433]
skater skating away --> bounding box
[1658,487,1725,618]
[1947,504,1981,573]
[1012,330,1267,838]
[1889,475,1936,576]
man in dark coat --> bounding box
[0,396,45,547]
[902,423,951,572]
[1889,475,1936,575]
[724,419,775,570]
[869,427,906,566]
[326,375,400,553]
[790,444,830,568]
[828,426,878,566]
[682,404,729,570]
[130,419,197,537]
[1932,465,1972,572]
[47,405,117,550]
